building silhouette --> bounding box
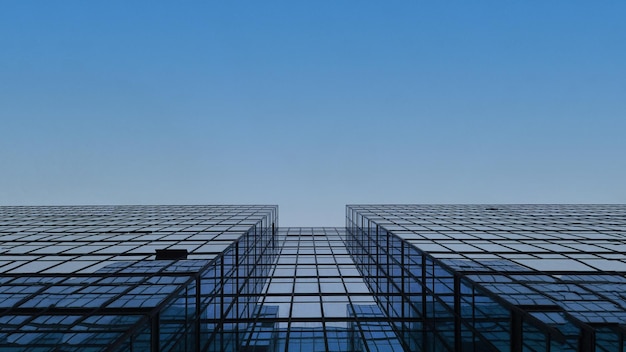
[0,204,624,351]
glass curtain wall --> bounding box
[346,204,626,352]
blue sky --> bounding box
[1,1,625,226]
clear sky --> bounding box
[1,1,625,226]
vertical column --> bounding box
[511,310,522,352]
[454,275,461,352]
[151,313,160,352]
[195,276,201,352]
[578,327,595,352]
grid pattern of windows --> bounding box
[2,204,626,351]
[243,227,403,352]
[0,205,277,352]
[0,205,277,273]
[347,204,626,352]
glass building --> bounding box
[1,204,625,351]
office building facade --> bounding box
[0,205,278,351]
[0,204,625,351]
[347,204,626,352]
